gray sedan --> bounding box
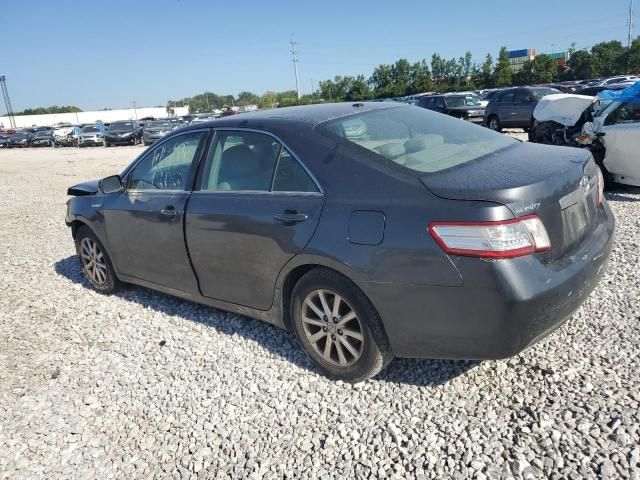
[65,103,614,381]
[142,120,174,145]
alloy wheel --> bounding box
[80,237,107,285]
[301,289,364,367]
[489,118,499,130]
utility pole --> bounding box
[629,0,635,49]
[290,35,301,100]
[132,101,138,119]
[0,75,16,129]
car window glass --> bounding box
[606,102,640,125]
[320,106,516,173]
[201,131,280,191]
[128,132,205,190]
[436,98,446,108]
[499,92,515,103]
[272,149,319,192]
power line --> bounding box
[290,35,301,100]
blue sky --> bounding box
[3,0,636,111]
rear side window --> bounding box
[273,150,318,192]
[201,131,280,191]
[318,106,516,174]
[201,131,319,193]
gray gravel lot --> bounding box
[0,141,639,479]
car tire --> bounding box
[105,142,110,147]
[488,115,502,132]
[74,226,120,294]
[290,268,393,382]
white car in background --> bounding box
[531,84,640,187]
[585,99,640,186]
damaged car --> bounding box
[529,82,640,187]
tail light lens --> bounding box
[596,167,604,207]
[429,215,551,259]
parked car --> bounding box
[30,130,54,147]
[104,121,142,146]
[7,131,33,147]
[65,102,614,381]
[575,83,634,97]
[142,120,174,145]
[595,76,638,86]
[53,125,81,147]
[484,86,560,131]
[530,83,640,187]
[416,94,485,123]
[0,132,11,147]
[78,125,106,147]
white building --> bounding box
[0,106,190,129]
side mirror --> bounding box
[100,175,123,194]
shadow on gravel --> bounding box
[55,255,476,386]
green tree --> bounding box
[493,47,512,87]
[480,54,493,88]
[391,58,412,96]
[345,75,373,101]
[368,64,395,98]
[259,91,278,109]
[566,50,596,80]
[627,37,640,73]
[408,60,432,94]
[514,54,558,85]
[15,105,82,115]
[236,91,260,107]
[591,40,626,76]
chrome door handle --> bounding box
[274,212,308,223]
[160,208,180,217]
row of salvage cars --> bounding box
[530,81,640,188]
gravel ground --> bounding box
[0,142,639,480]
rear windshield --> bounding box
[82,126,100,133]
[318,106,516,173]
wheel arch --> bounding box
[279,263,391,351]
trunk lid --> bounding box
[420,142,600,260]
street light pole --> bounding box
[132,101,138,119]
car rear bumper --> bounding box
[363,203,615,359]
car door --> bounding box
[512,89,534,126]
[600,102,640,184]
[185,129,324,310]
[496,90,517,126]
[102,129,209,292]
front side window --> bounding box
[318,106,516,174]
[605,102,640,125]
[128,131,205,190]
[499,92,516,103]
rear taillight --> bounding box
[596,167,604,207]
[429,215,551,259]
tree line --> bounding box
[13,105,82,116]
[167,37,640,112]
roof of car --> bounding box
[185,102,405,130]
